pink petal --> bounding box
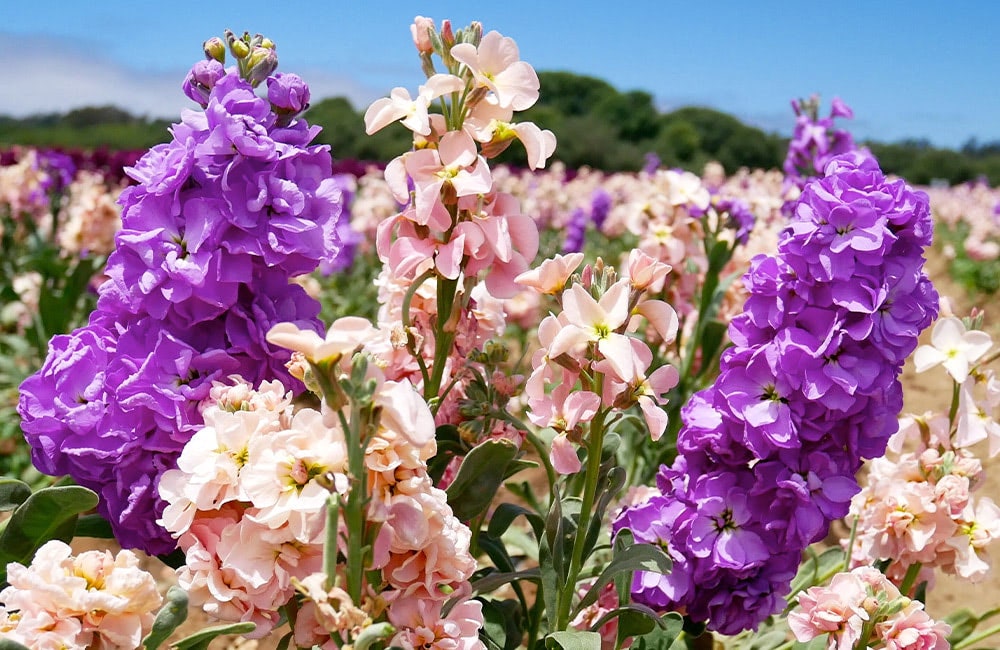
[638,300,679,344]
[639,396,669,441]
[550,434,582,475]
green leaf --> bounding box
[791,636,828,650]
[787,546,845,602]
[480,598,523,650]
[75,513,115,539]
[0,640,32,650]
[629,613,684,650]
[471,567,540,594]
[539,486,564,629]
[171,621,256,649]
[740,629,791,650]
[488,502,545,540]
[545,630,602,650]
[583,466,627,553]
[945,608,979,645]
[577,602,662,644]
[446,439,520,521]
[275,631,293,650]
[575,543,672,614]
[0,485,99,583]
[0,479,31,512]
[143,586,189,650]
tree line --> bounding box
[3,71,999,186]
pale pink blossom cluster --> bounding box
[519,250,680,473]
[56,169,124,256]
[788,566,950,649]
[264,315,485,650]
[848,438,1000,585]
[363,17,550,458]
[925,181,1000,262]
[847,316,1000,587]
[1,271,42,333]
[0,540,162,649]
[0,148,53,231]
[157,376,330,637]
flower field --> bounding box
[1,19,1000,650]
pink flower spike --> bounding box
[515,253,585,294]
[451,31,540,110]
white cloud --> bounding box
[1,34,382,119]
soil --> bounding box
[83,246,1000,648]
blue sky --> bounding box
[3,1,997,149]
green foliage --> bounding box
[0,484,99,584]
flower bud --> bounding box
[410,15,435,53]
[182,59,225,107]
[203,37,226,63]
[440,19,455,47]
[230,38,250,59]
[466,21,483,46]
[246,46,279,87]
[267,73,310,124]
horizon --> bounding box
[3,1,997,150]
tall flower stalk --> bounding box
[616,151,939,635]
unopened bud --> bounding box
[440,19,455,47]
[246,46,278,87]
[466,21,483,45]
[260,37,275,50]
[230,38,251,59]
[410,15,435,54]
[203,37,226,63]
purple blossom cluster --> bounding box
[614,151,939,634]
[560,189,614,253]
[783,96,857,194]
[18,63,345,555]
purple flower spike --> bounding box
[18,62,343,555]
[615,151,938,633]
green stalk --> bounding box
[898,561,923,597]
[338,406,369,604]
[556,402,608,630]
[425,274,460,403]
[947,380,961,427]
[954,621,1000,649]
[323,491,340,591]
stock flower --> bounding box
[364,74,465,136]
[0,541,162,649]
[451,30,540,110]
[913,316,993,382]
[388,596,485,650]
[547,280,631,360]
[515,252,584,295]
[19,62,341,554]
[388,130,492,226]
[267,316,380,364]
[617,151,938,633]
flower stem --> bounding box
[339,405,369,604]
[954,621,1000,649]
[556,402,607,630]
[898,561,922,597]
[425,275,460,404]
